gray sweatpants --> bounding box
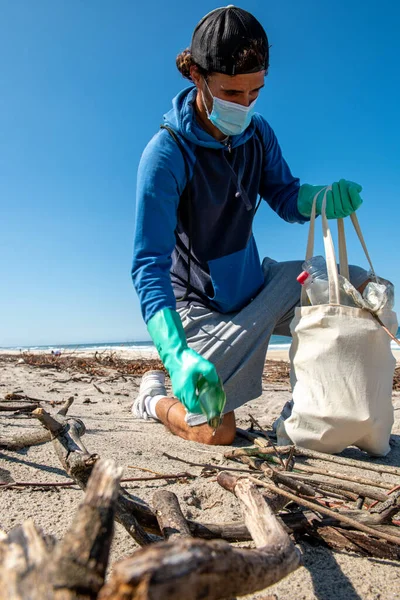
[178,257,368,420]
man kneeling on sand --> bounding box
[130,6,370,445]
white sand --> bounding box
[1,350,400,599]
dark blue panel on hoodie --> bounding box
[132,87,307,324]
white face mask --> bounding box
[202,78,257,136]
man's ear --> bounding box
[190,65,202,88]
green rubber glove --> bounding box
[297,179,363,219]
[147,308,222,415]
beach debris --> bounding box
[0,459,121,600]
[92,382,104,394]
[2,354,400,597]
[225,444,400,477]
[2,351,400,390]
[0,396,76,450]
[100,481,301,600]
[153,489,192,540]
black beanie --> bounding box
[190,5,268,75]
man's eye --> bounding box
[224,91,238,97]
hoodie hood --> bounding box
[163,86,257,149]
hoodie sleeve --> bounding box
[254,115,308,224]
[132,130,187,324]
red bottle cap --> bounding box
[297,271,310,285]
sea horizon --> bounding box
[2,328,400,353]
[0,335,292,352]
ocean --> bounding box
[2,330,399,353]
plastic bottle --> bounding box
[196,375,226,431]
[300,255,356,306]
[297,270,330,305]
[302,255,327,280]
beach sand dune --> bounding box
[1,350,400,599]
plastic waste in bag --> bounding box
[341,277,395,312]
[298,256,395,312]
[299,256,356,306]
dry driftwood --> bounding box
[237,455,317,498]
[0,429,52,451]
[227,445,400,477]
[33,406,153,547]
[153,490,192,540]
[100,475,301,600]
[231,450,386,501]
[246,476,400,546]
[49,459,123,599]
[283,473,388,502]
[229,449,395,492]
[369,490,400,522]
[234,453,315,502]
[0,403,37,412]
[219,473,400,559]
[0,459,122,600]
[31,406,400,546]
[315,525,400,561]
[338,528,400,560]
[0,521,56,600]
[0,397,76,450]
[278,461,395,490]
[216,471,398,552]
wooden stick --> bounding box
[368,484,400,510]
[282,461,394,490]
[236,455,316,497]
[232,452,377,500]
[0,459,122,600]
[0,480,75,489]
[217,468,289,514]
[313,523,400,561]
[3,392,62,405]
[153,491,192,540]
[99,537,300,600]
[0,404,37,412]
[93,383,104,394]
[33,407,153,547]
[284,473,388,502]
[226,445,400,477]
[248,415,286,468]
[243,453,395,492]
[162,452,251,474]
[32,408,65,437]
[0,474,192,489]
[49,458,123,598]
[57,395,74,417]
[369,490,400,523]
[0,429,52,450]
[0,520,55,599]
[100,477,301,600]
[315,525,364,554]
[285,446,296,471]
[245,476,400,545]
[339,528,400,560]
[236,427,270,447]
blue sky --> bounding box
[1,0,399,347]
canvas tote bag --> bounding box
[276,188,398,455]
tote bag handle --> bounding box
[303,187,340,305]
[303,187,377,306]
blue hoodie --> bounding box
[132,86,306,324]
